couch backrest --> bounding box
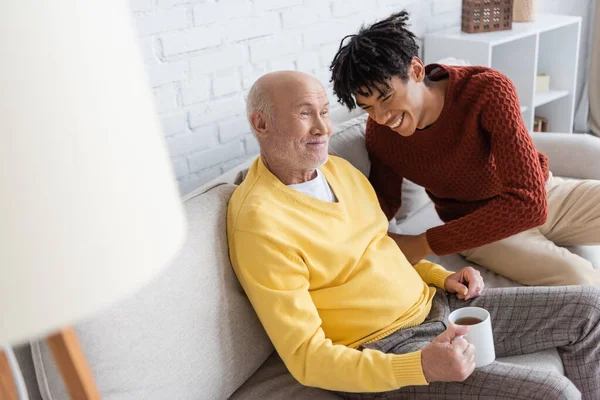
[30,183,273,400]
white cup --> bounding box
[448,307,496,368]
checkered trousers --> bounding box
[338,286,600,400]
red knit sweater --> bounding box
[366,64,550,256]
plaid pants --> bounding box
[339,286,600,400]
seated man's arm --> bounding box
[229,230,428,393]
[412,259,453,289]
[411,259,484,301]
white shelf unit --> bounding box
[424,14,581,133]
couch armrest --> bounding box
[531,133,600,180]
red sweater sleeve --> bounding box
[426,73,548,255]
[366,126,404,221]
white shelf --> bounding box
[426,14,581,46]
[533,90,569,107]
[425,14,581,133]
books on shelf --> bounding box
[534,116,548,132]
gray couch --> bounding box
[13,114,600,399]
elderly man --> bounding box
[227,71,600,399]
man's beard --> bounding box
[271,123,328,169]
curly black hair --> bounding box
[329,11,419,110]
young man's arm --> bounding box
[229,230,428,393]
[425,72,548,256]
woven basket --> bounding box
[462,0,514,34]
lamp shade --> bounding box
[0,2,186,345]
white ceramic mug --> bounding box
[448,307,496,368]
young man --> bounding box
[330,11,600,287]
[227,70,600,398]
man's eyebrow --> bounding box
[295,101,330,108]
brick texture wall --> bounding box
[131,0,587,195]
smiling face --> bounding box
[269,81,331,170]
[250,71,332,179]
[354,60,426,137]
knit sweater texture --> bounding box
[366,64,550,255]
[227,156,454,392]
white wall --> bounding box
[130,0,591,195]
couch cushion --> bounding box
[230,353,341,400]
[329,114,371,177]
[566,245,600,268]
[396,181,430,221]
[31,183,273,400]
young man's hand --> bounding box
[421,324,476,382]
[445,266,485,300]
[389,232,432,264]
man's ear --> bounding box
[250,111,268,139]
[249,111,268,140]
[410,56,425,83]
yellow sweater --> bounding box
[227,156,453,393]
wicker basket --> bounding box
[461,0,514,34]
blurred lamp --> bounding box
[0,1,186,399]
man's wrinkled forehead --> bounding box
[291,90,329,108]
[270,81,328,110]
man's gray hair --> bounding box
[246,80,273,135]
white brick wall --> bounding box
[134,8,188,36]
[130,0,586,195]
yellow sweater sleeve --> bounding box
[229,231,429,393]
[413,260,454,289]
